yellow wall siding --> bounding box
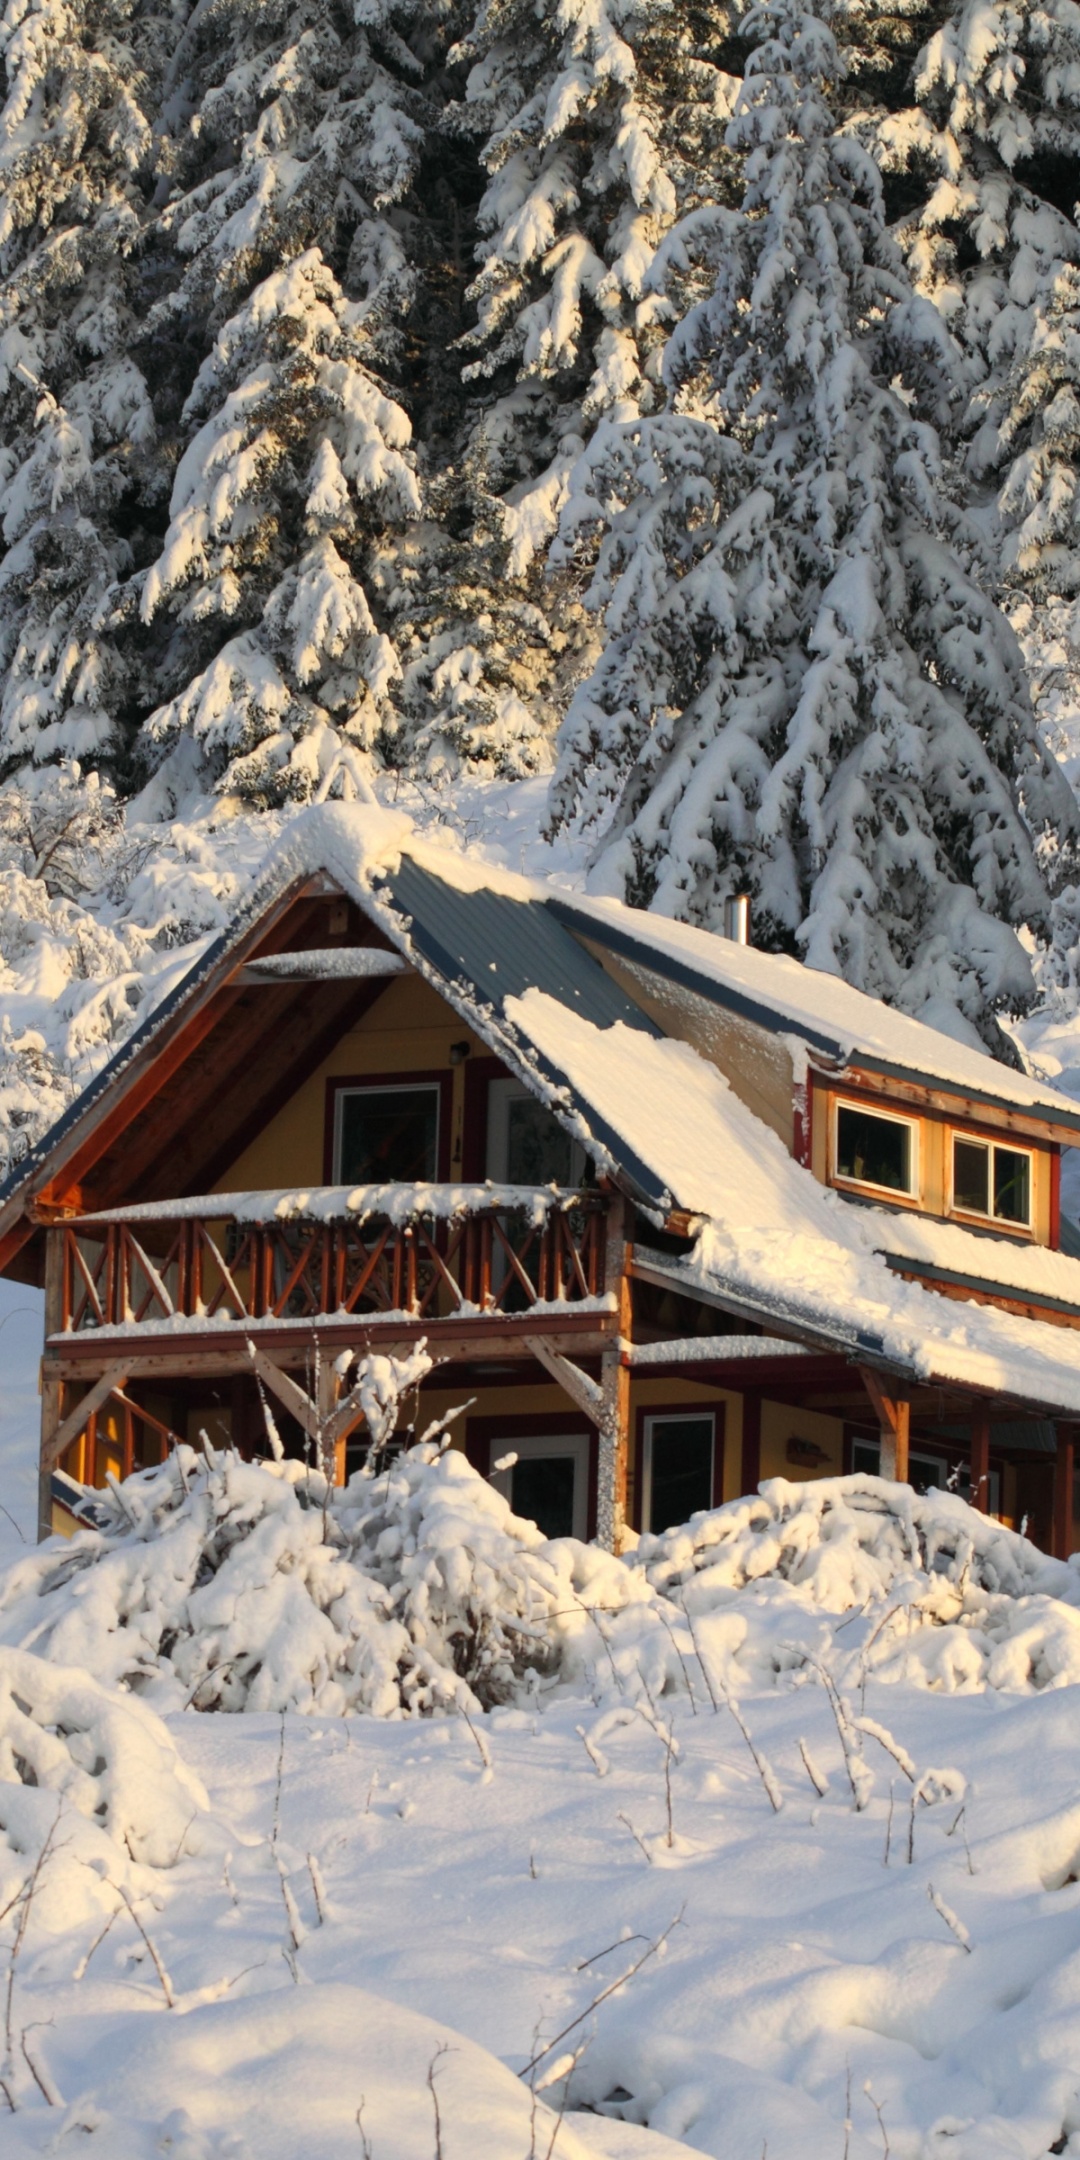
[214,974,489,1193]
[812,1082,1052,1244]
[759,1398,845,1483]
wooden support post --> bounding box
[38,1228,66,1540]
[740,1390,762,1496]
[858,1366,909,1483]
[597,1193,631,1553]
[969,1406,991,1514]
[1054,1423,1076,1560]
[317,1345,344,1486]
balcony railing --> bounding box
[58,1184,608,1334]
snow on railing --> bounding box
[59,1184,607,1333]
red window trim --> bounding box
[466,1409,599,1542]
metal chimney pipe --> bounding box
[724,894,751,945]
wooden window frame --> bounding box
[830,1096,920,1207]
[636,1402,724,1535]
[323,1069,455,1185]
[947,1128,1035,1236]
[466,1410,598,1541]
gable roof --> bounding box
[9,803,1080,1416]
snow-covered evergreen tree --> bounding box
[549,0,1078,1040]
[0,0,169,778]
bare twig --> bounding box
[6,1806,63,2062]
[682,1604,720,1711]
[575,1933,648,1972]
[521,1908,685,2078]
[427,2043,452,2160]
[459,1704,492,1774]
[798,1736,828,1798]
[718,1685,781,1812]
[112,1882,176,2008]
[883,1783,895,1868]
[654,1606,697,1713]
[20,2025,61,2107]
[308,1853,328,1926]
[73,1903,121,1982]
[927,1882,972,1953]
[864,2080,890,2158]
[356,2097,373,2158]
[272,1710,287,1853]
[575,1725,608,1777]
[616,1810,652,1864]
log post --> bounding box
[969,1405,991,1514]
[740,1390,762,1497]
[858,1367,909,1483]
[316,1344,345,1486]
[597,1191,631,1553]
[1053,1423,1076,1560]
[38,1227,66,1540]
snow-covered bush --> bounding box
[0,1440,644,1716]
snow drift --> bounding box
[7,1449,1080,1716]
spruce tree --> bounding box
[549,0,1078,1040]
[0,0,170,777]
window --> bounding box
[334,1084,440,1186]
[834,1103,915,1197]
[490,1432,590,1541]
[852,1436,1000,1514]
[951,1135,1031,1227]
[643,1413,715,1534]
[486,1078,586,1187]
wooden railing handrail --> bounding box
[58,1187,608,1334]
[66,1182,602,1229]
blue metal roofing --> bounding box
[372,856,671,1209]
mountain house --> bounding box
[3,801,1080,1557]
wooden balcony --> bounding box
[57,1185,609,1346]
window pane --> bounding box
[338,1087,438,1185]
[836,1107,912,1194]
[953,1138,989,1215]
[506,1095,575,1186]
[994,1147,1031,1224]
[648,1416,713,1533]
[511,1455,576,1541]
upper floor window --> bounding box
[486,1078,586,1187]
[952,1135,1031,1228]
[335,1083,439,1185]
[834,1102,916,1198]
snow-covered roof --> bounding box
[7,802,1080,1414]
[546,892,1080,1128]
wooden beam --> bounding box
[49,1309,619,1378]
[523,1335,603,1423]
[247,1349,321,1444]
[41,1363,130,1483]
[858,1366,910,1482]
[597,1193,632,1552]
[969,1406,991,1514]
[234,949,408,985]
[1054,1424,1076,1559]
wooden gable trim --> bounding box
[825,1063,1080,1148]
[21,874,341,1215]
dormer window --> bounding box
[834,1102,916,1198]
[951,1136,1032,1228]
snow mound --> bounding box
[640,1473,1074,1607]
[7,1460,1080,1722]
[7,1979,667,2160]
[0,1645,208,1869]
[0,1442,641,1717]
[639,1474,1080,1696]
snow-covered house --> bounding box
[4,803,1080,1555]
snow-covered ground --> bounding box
[0,1459,1079,2157]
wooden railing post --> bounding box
[597,1191,632,1553]
[38,1226,65,1540]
